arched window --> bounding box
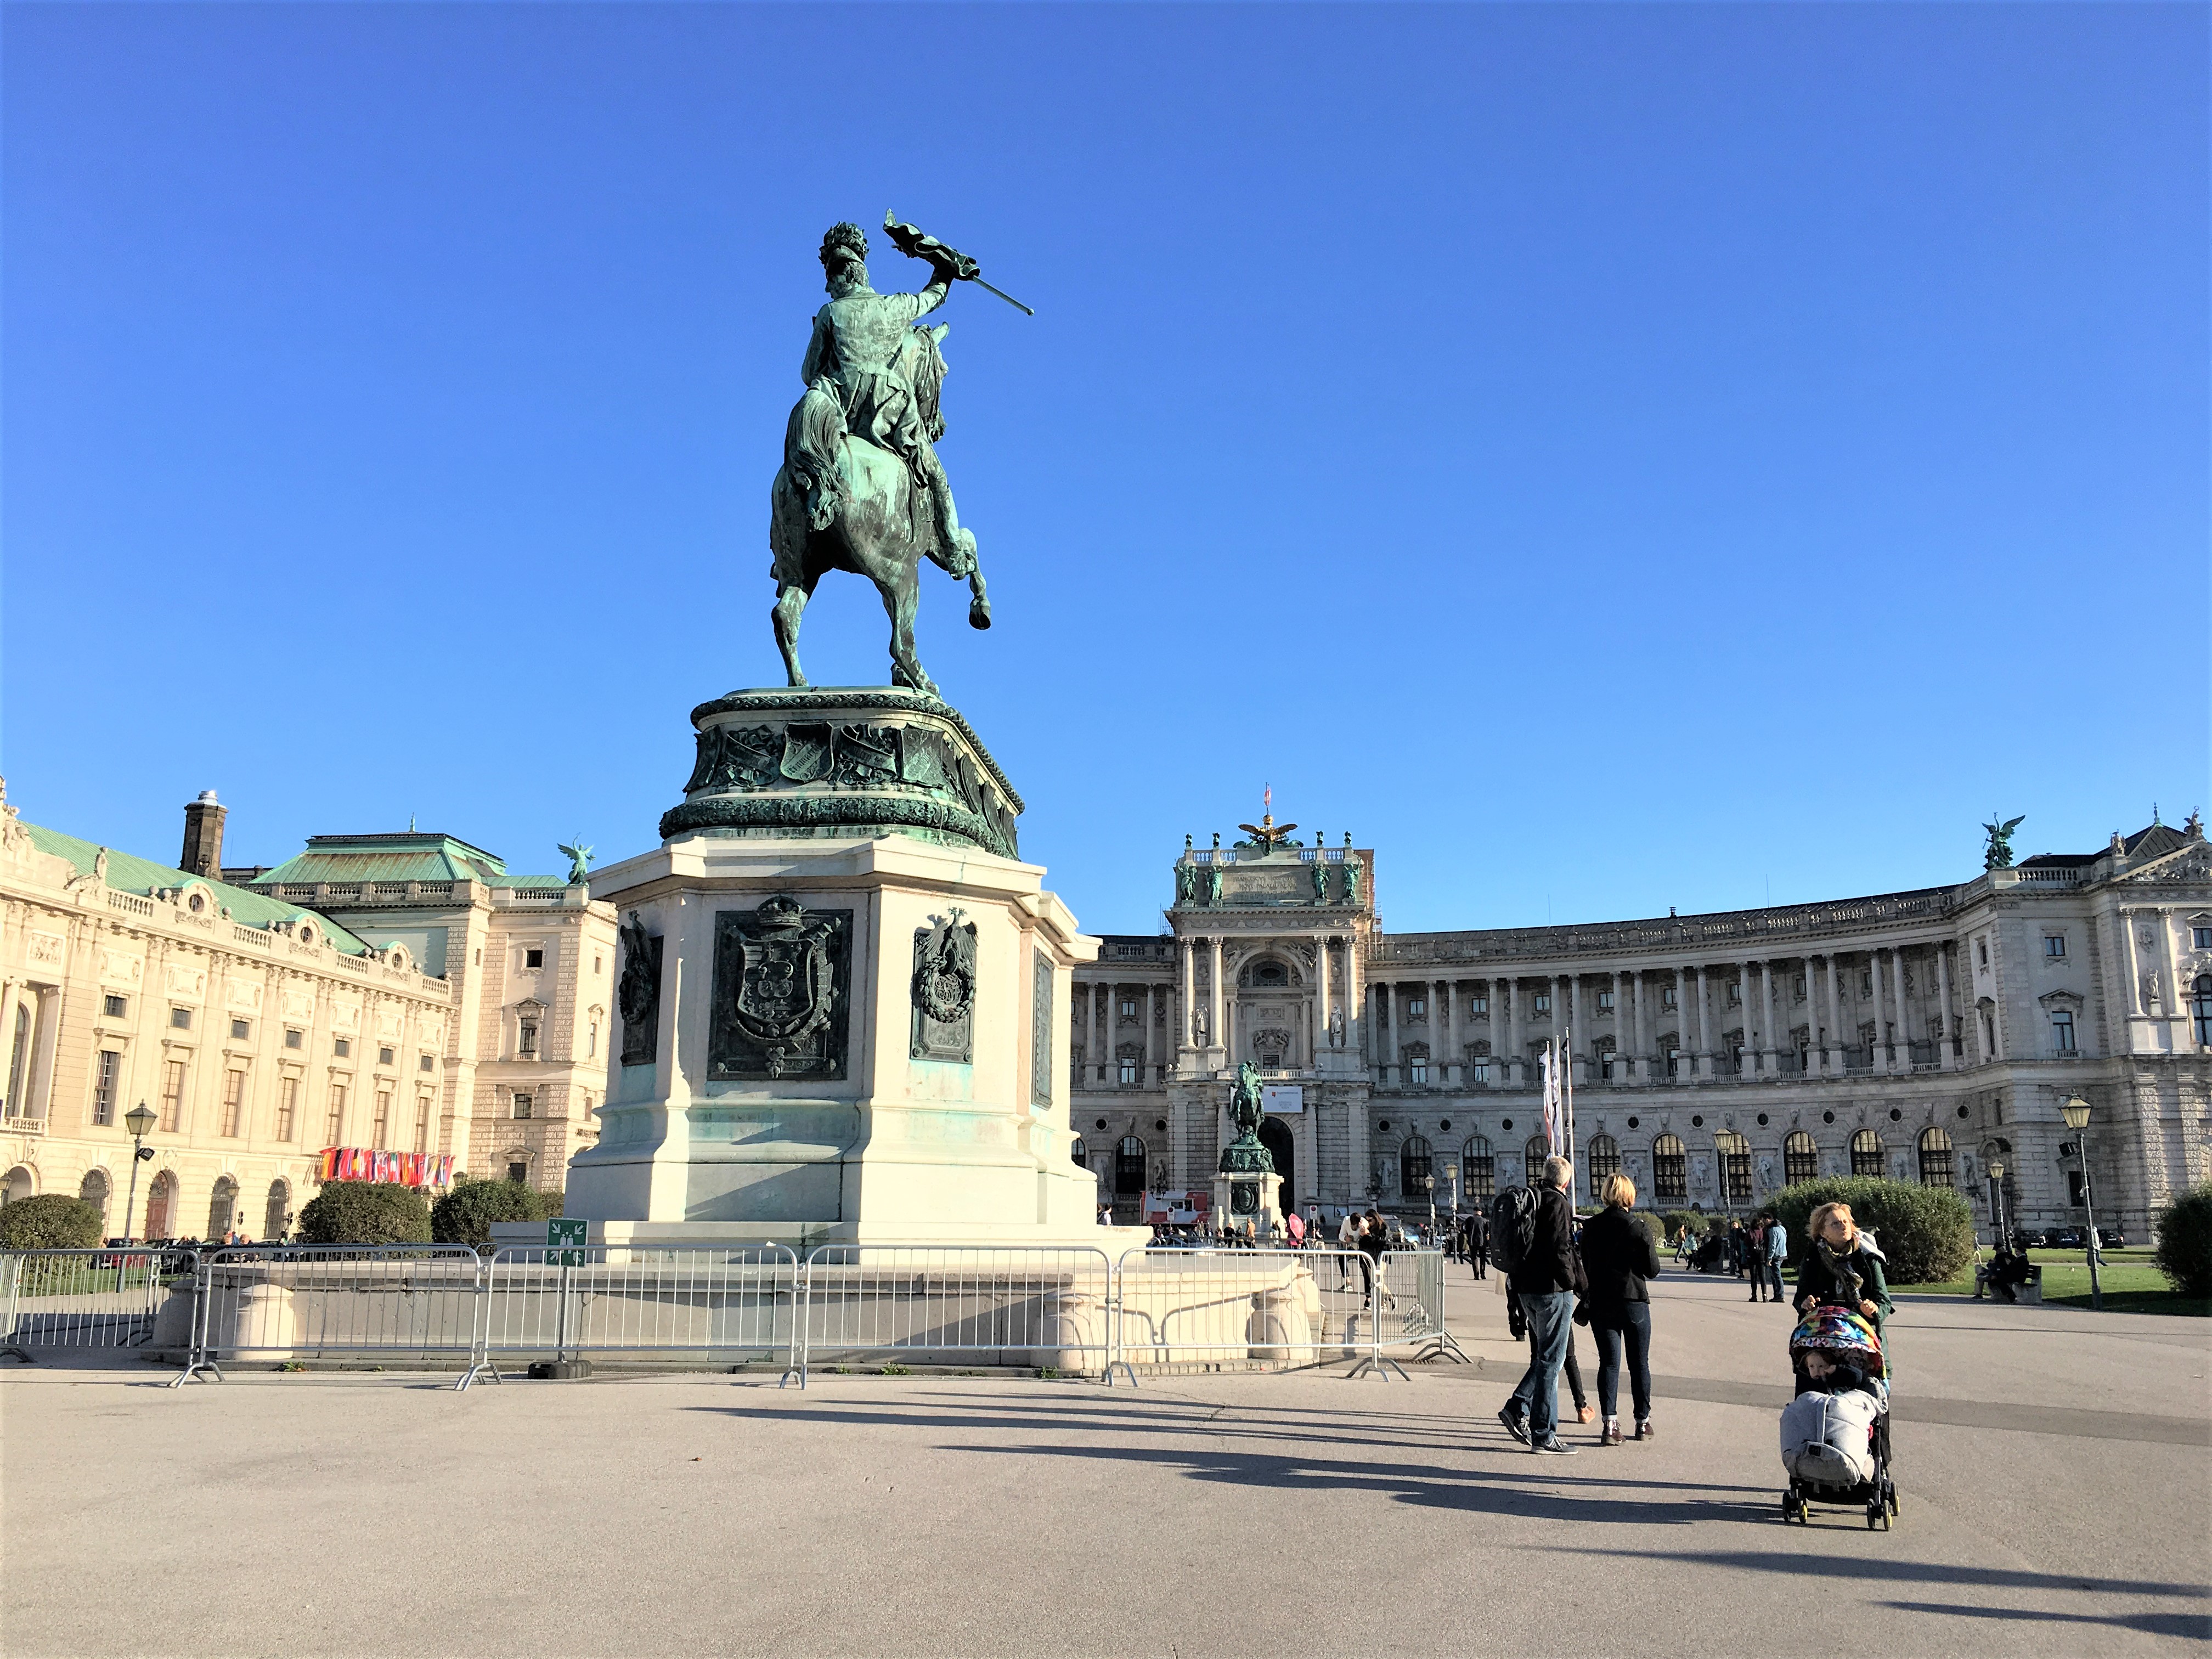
[2,1164,34,1206]
[1850,1129,1884,1177]
[1716,1131,1752,1205]
[264,1180,291,1241]
[143,1170,176,1239]
[1586,1135,1620,1200]
[1917,1126,1955,1188]
[1114,1135,1147,1195]
[1783,1130,1818,1186]
[1398,1133,1433,1198]
[1524,1136,1548,1188]
[78,1168,111,1232]
[1462,1135,1494,1203]
[2193,973,2212,1046]
[1069,1135,1090,1170]
[1251,960,1288,988]
[1652,1135,1686,1200]
[206,1175,239,1241]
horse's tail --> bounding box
[785,382,847,533]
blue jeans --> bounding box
[1592,1302,1651,1421]
[1762,1260,1786,1300]
[1507,1290,1576,1441]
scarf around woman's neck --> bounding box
[1816,1238,1864,1306]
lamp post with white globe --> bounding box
[2061,1094,2102,1312]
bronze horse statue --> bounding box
[768,323,989,698]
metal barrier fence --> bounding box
[172,1246,487,1387]
[0,1244,1459,1388]
[794,1246,1111,1388]
[477,1246,800,1387]
[1375,1250,1467,1367]
[0,1248,198,1363]
[1112,1248,1414,1380]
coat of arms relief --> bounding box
[709,895,852,1080]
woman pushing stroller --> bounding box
[1780,1201,1900,1527]
[1792,1203,1892,1355]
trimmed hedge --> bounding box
[295,1181,432,1246]
[1660,1210,1711,1243]
[2153,1182,2212,1298]
[431,1178,564,1246]
[0,1194,105,1250]
[1770,1177,1974,1286]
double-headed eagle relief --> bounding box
[770,213,1030,699]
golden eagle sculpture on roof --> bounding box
[1238,787,1298,851]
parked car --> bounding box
[2042,1227,2084,1249]
[2098,1227,2127,1248]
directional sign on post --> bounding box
[547,1218,586,1267]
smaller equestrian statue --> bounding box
[1219,1061,1276,1216]
[770,213,1031,698]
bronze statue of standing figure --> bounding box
[770,215,1028,697]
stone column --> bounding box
[1503,978,1519,1085]
[1629,969,1647,1085]
[1891,947,1911,1068]
[1866,951,1888,1072]
[1759,960,1779,1072]
[1673,969,1692,1082]
[1613,970,1631,1080]
[1440,977,1458,1086]
[1376,981,1397,1079]
[1207,939,1224,1064]
[1566,974,1585,1083]
[1145,983,1161,1082]
[1096,984,1112,1084]
[1178,937,1195,1052]
[1694,964,1712,1079]
[1937,943,1957,1070]
[1312,935,1330,1064]
[2158,908,2183,1036]
[1825,955,1844,1068]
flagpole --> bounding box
[1564,1024,1576,1191]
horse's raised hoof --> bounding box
[968,596,992,631]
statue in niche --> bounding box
[1205,862,1223,906]
[1311,857,1329,904]
[1343,859,1362,906]
[1175,861,1196,906]
[617,911,662,1067]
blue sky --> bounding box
[4,3,2205,934]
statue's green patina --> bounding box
[770,216,1026,697]
[1218,1061,1276,1177]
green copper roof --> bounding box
[23,822,374,955]
[251,833,511,887]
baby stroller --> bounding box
[1779,1306,1898,1530]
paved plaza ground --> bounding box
[3,1265,2206,1657]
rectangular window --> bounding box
[219,1070,245,1137]
[230,1018,251,1041]
[594,954,603,974]
[373,1090,391,1148]
[524,948,544,969]
[160,1059,185,1132]
[1730,982,1745,1007]
[2195,927,2212,951]
[1859,973,1872,997]
[2067,1170,2087,1209]
[333,1037,351,1059]
[1532,993,1550,1014]
[102,994,127,1018]
[1407,997,1425,1018]
[377,1046,394,1066]
[1977,939,1989,968]
[1470,1060,1491,1084]
[2051,1009,2076,1054]
[414,1098,431,1155]
[1118,1058,1138,1085]
[507,1161,529,1183]
[1661,986,1677,1010]
[326,1084,347,1146]
[513,1091,534,1120]
[420,1054,434,1071]
[588,1021,598,1058]
[275,1077,297,1142]
[170,1007,192,1030]
[1596,990,1614,1013]
[1468,995,1487,1016]
[1408,1058,1429,1086]
[518,1018,540,1059]
[2044,935,2066,958]
[92,1051,120,1126]
[284,1028,302,1050]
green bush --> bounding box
[430,1178,563,1246]
[295,1181,432,1246]
[1770,1177,1974,1287]
[2152,1182,2212,1298]
[0,1194,105,1250]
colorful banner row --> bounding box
[317,1148,455,1189]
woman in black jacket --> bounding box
[1577,1172,1663,1445]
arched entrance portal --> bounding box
[1257,1116,1294,1218]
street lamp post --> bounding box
[121,1101,157,1243]
[2061,1095,2102,1312]
[1423,1172,1437,1241]
[1988,1160,2007,1250]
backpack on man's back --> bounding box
[1489,1186,1541,1276]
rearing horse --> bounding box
[768,324,989,697]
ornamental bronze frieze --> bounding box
[708,895,851,1082]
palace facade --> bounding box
[1070,815,2212,1237]
[0,783,614,1242]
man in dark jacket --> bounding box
[1466,1211,1489,1280]
[1498,1156,1587,1456]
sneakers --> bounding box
[1531,1437,1579,1456]
[1633,1419,1655,1441]
[1603,1418,1623,1446]
[1497,1404,1531,1446]
[1576,1402,1596,1424]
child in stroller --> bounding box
[1780,1305,1898,1529]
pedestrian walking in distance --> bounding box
[1498,1156,1587,1457]
[1578,1172,1661,1444]
[1760,1212,1789,1305]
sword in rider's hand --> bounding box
[884,210,1035,316]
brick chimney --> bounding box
[180,790,227,879]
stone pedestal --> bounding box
[567,687,1144,1252]
[1212,1169,1283,1240]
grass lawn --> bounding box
[1894,1248,2208,1316]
